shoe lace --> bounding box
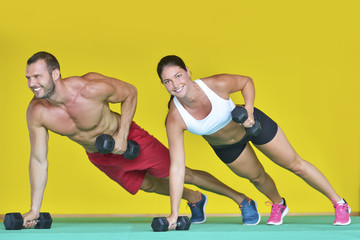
[266,201,282,217]
[334,203,349,217]
[240,198,252,216]
[188,202,202,217]
[188,192,203,214]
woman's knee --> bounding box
[248,170,268,185]
[285,156,308,176]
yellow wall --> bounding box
[0,0,359,216]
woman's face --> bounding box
[161,65,191,97]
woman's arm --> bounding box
[205,74,256,127]
[165,109,187,229]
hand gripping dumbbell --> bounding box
[3,212,52,230]
[231,106,262,136]
[151,216,191,232]
[95,134,140,159]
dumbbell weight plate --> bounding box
[4,213,23,230]
[35,212,53,229]
[151,217,169,231]
[176,216,191,230]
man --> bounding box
[22,51,260,228]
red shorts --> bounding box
[86,122,170,195]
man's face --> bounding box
[26,60,55,99]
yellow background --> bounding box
[0,0,359,216]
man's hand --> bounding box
[112,135,128,155]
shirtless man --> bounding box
[22,52,258,228]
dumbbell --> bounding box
[3,212,52,230]
[231,106,262,136]
[151,216,191,232]
[95,134,140,159]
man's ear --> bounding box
[52,69,61,80]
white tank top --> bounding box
[173,79,236,135]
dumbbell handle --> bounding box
[95,134,140,159]
[231,106,262,136]
[25,216,48,225]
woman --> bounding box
[157,55,351,229]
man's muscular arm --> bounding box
[82,72,137,154]
[22,101,49,228]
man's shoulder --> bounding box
[81,72,106,81]
[76,73,117,99]
[28,98,48,110]
[66,73,109,89]
[63,75,101,97]
[27,98,50,125]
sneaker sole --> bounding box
[333,219,351,226]
[243,200,261,226]
[191,194,208,224]
[267,205,289,225]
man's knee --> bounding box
[184,167,197,184]
[140,175,157,193]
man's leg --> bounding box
[140,172,208,223]
[184,167,247,205]
[140,172,200,202]
[141,169,248,205]
[184,167,261,225]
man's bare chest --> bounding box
[43,102,105,136]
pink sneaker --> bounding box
[266,198,289,225]
[332,199,351,226]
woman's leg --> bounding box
[227,143,283,204]
[226,143,285,224]
[255,126,341,201]
[255,126,351,225]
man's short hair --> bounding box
[27,51,60,75]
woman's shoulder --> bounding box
[201,74,236,86]
[199,74,234,96]
[201,74,251,95]
[166,100,187,130]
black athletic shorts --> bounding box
[210,107,278,164]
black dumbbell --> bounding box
[95,134,140,159]
[151,216,191,232]
[3,212,52,230]
[231,106,262,136]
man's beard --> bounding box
[36,76,56,99]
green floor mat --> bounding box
[1,216,359,240]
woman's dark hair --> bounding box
[157,55,187,80]
[27,51,60,75]
[157,55,187,110]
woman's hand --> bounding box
[243,106,255,128]
[167,214,179,230]
[22,210,39,228]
